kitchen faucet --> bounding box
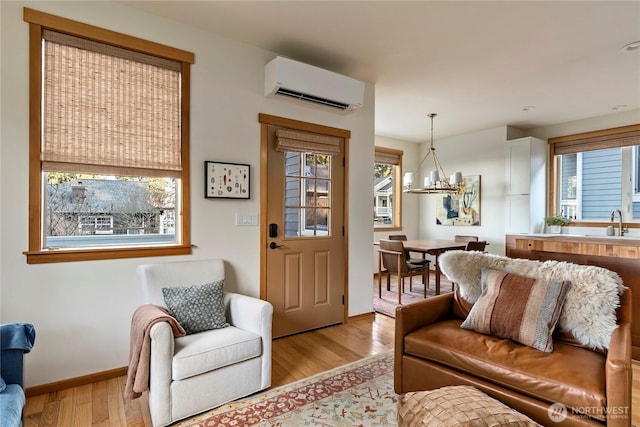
[610,209,627,236]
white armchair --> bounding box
[136,259,273,427]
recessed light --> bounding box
[621,41,640,52]
[522,106,536,112]
[612,105,628,111]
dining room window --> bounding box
[374,147,403,230]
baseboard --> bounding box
[348,312,375,322]
[25,366,128,397]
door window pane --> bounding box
[284,152,332,237]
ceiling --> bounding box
[119,1,640,142]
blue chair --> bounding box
[0,323,36,427]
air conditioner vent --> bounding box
[274,87,350,111]
[265,56,364,114]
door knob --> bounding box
[269,242,283,249]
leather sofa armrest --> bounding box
[605,289,632,427]
[394,293,455,392]
[395,292,455,340]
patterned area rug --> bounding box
[176,351,396,426]
[373,274,454,318]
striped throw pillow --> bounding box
[460,269,571,352]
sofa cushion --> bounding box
[404,319,607,421]
[0,383,25,427]
[440,251,624,350]
[172,326,262,381]
[162,280,229,335]
[461,269,571,352]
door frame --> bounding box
[258,113,350,324]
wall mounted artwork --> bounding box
[436,175,480,226]
[205,161,250,199]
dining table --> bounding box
[400,240,467,295]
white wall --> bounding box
[0,1,375,387]
[529,109,640,141]
[414,110,640,258]
[418,126,511,255]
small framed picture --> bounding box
[204,161,250,199]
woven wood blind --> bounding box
[551,127,640,155]
[275,129,341,155]
[42,30,182,178]
[375,148,402,165]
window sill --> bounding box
[565,222,640,229]
[374,226,402,232]
[24,245,193,264]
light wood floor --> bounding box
[23,311,640,426]
[23,313,395,426]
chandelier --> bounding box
[403,113,463,194]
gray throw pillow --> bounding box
[162,280,229,335]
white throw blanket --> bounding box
[439,251,625,350]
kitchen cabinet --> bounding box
[505,137,546,234]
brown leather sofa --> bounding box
[394,288,632,426]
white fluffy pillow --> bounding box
[439,251,625,350]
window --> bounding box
[24,8,194,263]
[284,152,331,237]
[550,124,640,224]
[374,147,403,229]
[633,146,640,203]
[78,215,114,235]
[274,128,340,238]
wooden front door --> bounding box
[260,114,347,338]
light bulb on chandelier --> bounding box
[403,113,463,194]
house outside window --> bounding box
[78,216,114,235]
[284,152,331,237]
[374,147,403,230]
[24,8,194,263]
[550,125,640,224]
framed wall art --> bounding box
[436,175,481,226]
[204,161,250,199]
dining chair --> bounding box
[454,235,479,242]
[465,240,487,252]
[388,235,431,267]
[378,239,430,304]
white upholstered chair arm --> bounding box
[225,293,273,338]
[148,322,175,427]
[225,293,273,389]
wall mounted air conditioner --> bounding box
[264,56,365,114]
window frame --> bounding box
[633,146,640,203]
[373,147,403,231]
[548,123,640,228]
[23,8,194,264]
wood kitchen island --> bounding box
[506,233,640,359]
